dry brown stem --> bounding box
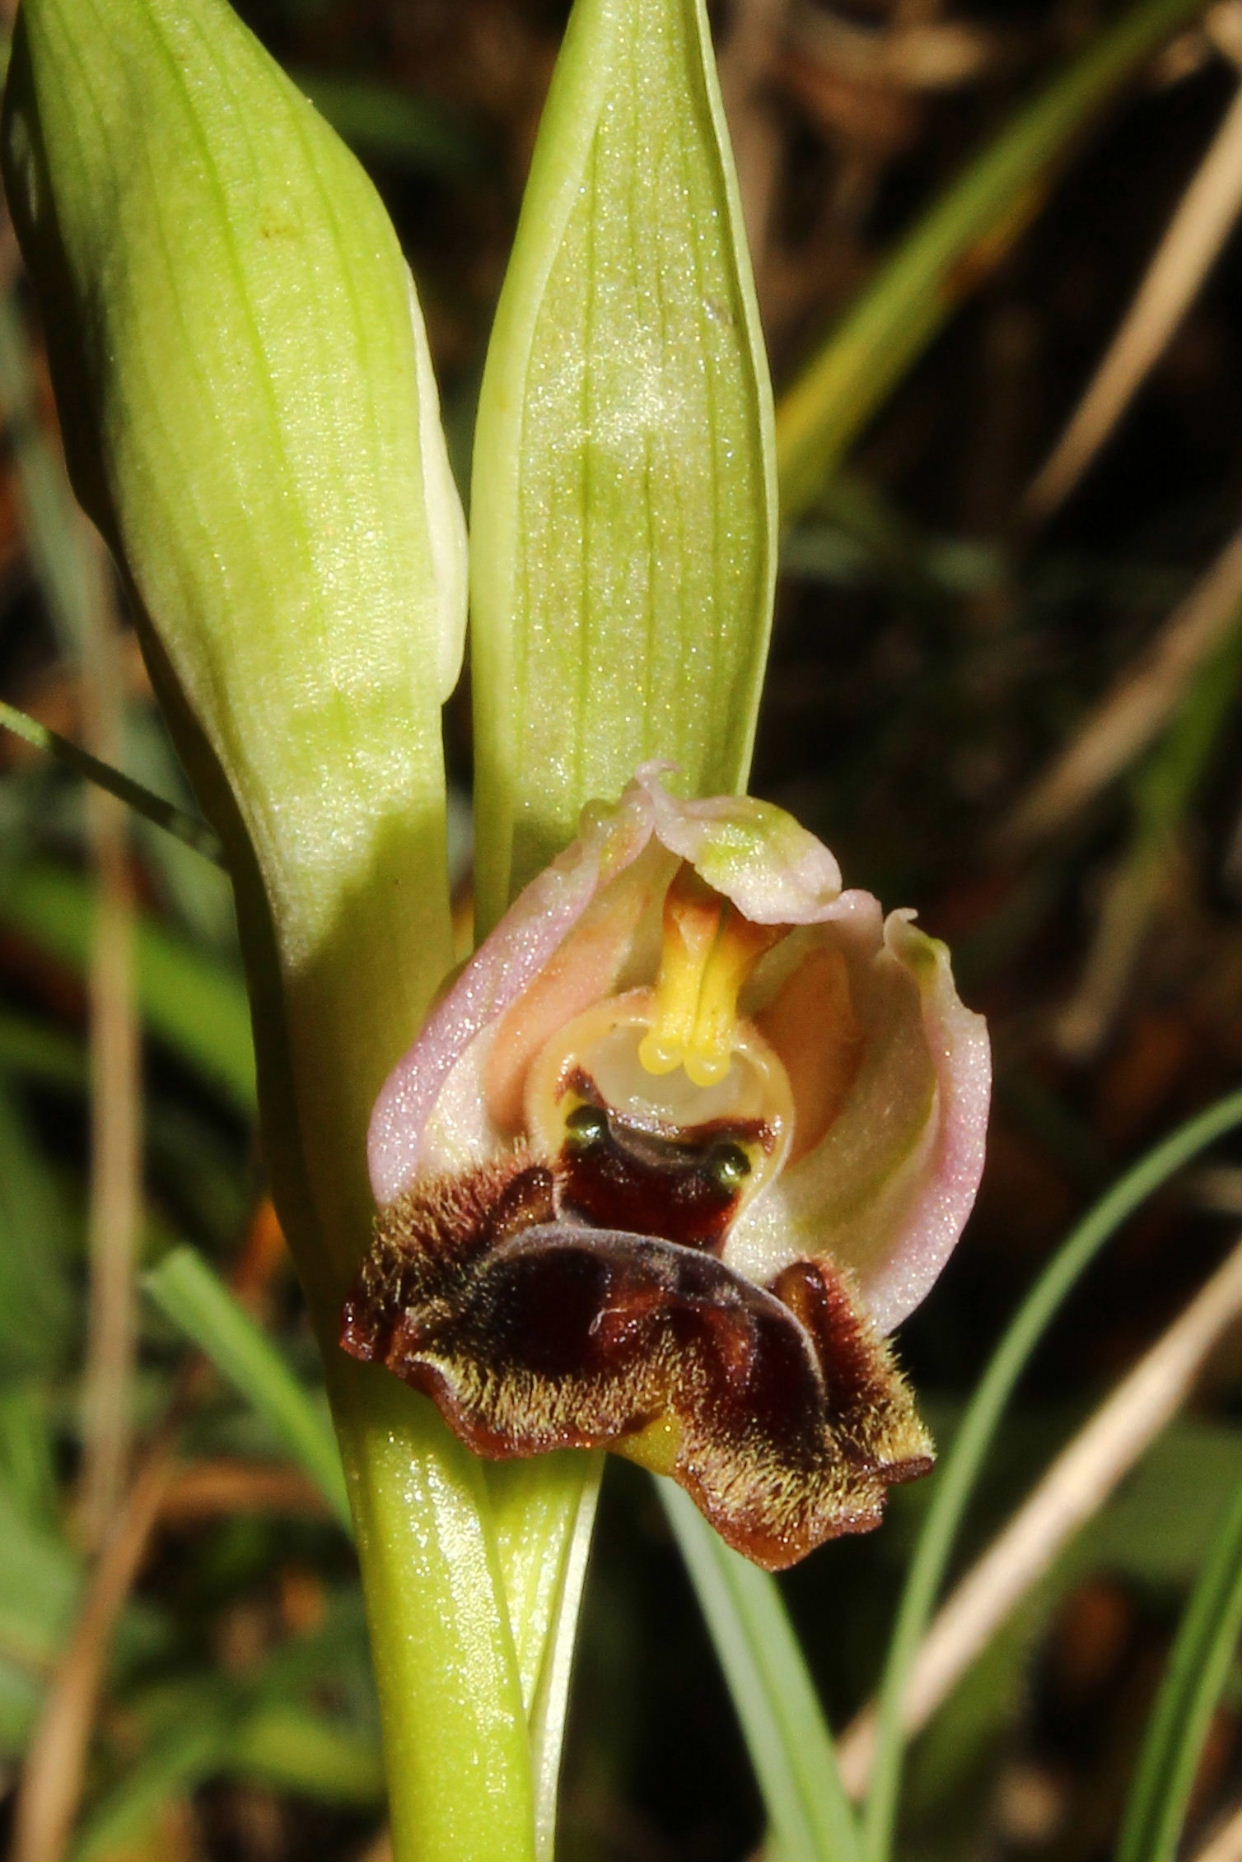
[1023,88,1242,525]
[9,1442,177,1862]
[998,534,1241,851]
[76,542,144,1551]
[156,1460,328,1524]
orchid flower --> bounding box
[345,766,990,1568]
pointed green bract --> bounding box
[4,0,472,1306]
[470,0,777,930]
[465,11,779,1846]
[2,0,469,1287]
[3,0,464,1117]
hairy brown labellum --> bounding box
[341,1151,933,1570]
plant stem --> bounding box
[331,1359,538,1862]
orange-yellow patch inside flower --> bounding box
[757,942,865,1163]
[638,869,783,1088]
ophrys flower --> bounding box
[343,767,990,1568]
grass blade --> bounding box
[1117,1483,1242,1862]
[863,1089,1242,1862]
[775,0,1210,522]
[70,1719,228,1862]
[0,1079,76,1376]
[144,1246,349,1528]
[0,698,224,865]
[663,1482,861,1862]
[0,282,96,658]
[851,1246,1241,1772]
[230,1702,384,1803]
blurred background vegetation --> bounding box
[0,0,1238,1858]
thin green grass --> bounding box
[0,698,224,865]
[863,1089,1242,1861]
[664,1484,861,1862]
[1116,1482,1242,1862]
[774,0,1211,520]
[145,1247,349,1529]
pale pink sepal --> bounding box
[859,914,991,1330]
[368,780,649,1205]
[724,902,989,1331]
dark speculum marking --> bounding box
[556,1079,769,1253]
[341,1152,934,1569]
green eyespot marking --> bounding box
[564,1103,610,1151]
[707,1141,752,1194]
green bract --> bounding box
[470,0,777,931]
[2,5,531,1859]
[4,0,464,1299]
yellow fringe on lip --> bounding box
[613,1411,683,1477]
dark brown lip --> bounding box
[343,1152,934,1570]
[552,1072,771,1253]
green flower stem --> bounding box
[144,1243,539,1856]
[775,0,1211,523]
[329,1356,536,1862]
[3,1,538,1855]
[296,945,546,1854]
